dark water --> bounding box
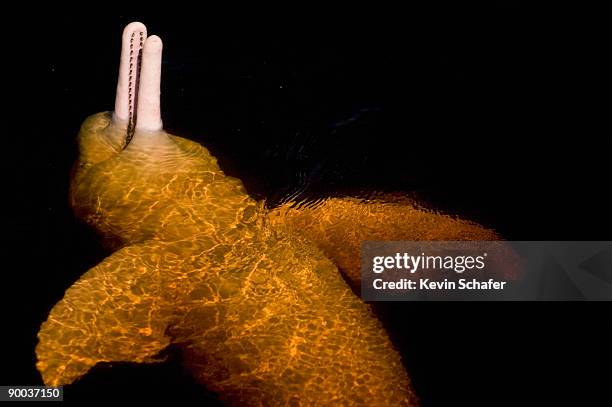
[3,9,610,406]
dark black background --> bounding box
[2,5,610,406]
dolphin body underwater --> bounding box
[36,22,500,406]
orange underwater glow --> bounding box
[36,112,500,405]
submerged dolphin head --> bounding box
[70,22,263,247]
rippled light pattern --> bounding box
[36,112,498,405]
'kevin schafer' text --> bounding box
[373,278,507,290]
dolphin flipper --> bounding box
[36,241,175,387]
[37,230,417,405]
[269,195,500,285]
